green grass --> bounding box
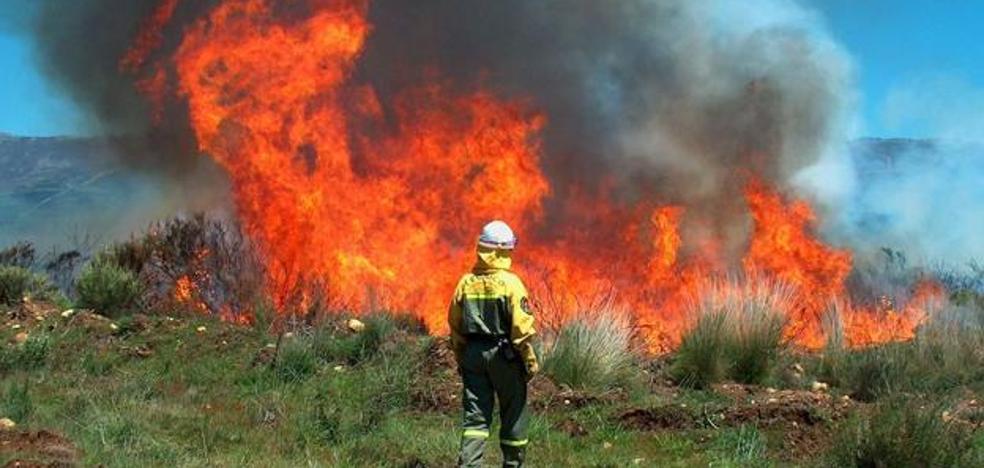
[1,297,980,466]
[542,305,637,392]
[826,398,984,467]
[671,279,790,388]
[813,301,984,401]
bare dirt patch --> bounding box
[619,383,858,461]
[0,429,80,467]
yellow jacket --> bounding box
[447,246,538,374]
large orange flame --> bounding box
[131,0,941,351]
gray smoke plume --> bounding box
[360,0,854,258]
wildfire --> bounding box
[127,0,942,352]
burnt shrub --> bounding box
[0,242,35,268]
[95,214,265,321]
[75,260,143,317]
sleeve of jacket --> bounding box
[507,274,539,374]
[447,277,467,366]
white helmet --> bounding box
[478,220,517,250]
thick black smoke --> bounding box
[26,0,217,173]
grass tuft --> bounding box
[542,299,636,391]
[0,381,33,422]
[672,278,790,388]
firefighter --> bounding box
[448,220,539,468]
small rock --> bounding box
[13,332,29,344]
[680,403,687,408]
[283,332,294,339]
[265,343,277,349]
[792,363,805,374]
[766,387,777,394]
[633,458,646,465]
[942,411,952,422]
[602,441,613,449]
[811,381,829,392]
[840,395,851,402]
[767,398,778,404]
[110,323,119,331]
[333,365,345,372]
[61,309,75,318]
[563,399,571,405]
[0,418,15,429]
[196,326,207,333]
[10,324,21,330]
[347,318,366,333]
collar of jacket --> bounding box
[472,245,512,274]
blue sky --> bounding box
[0,1,982,138]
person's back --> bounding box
[448,221,538,468]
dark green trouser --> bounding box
[457,339,529,468]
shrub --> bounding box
[0,333,51,373]
[0,242,35,268]
[0,265,58,306]
[0,381,33,422]
[75,260,143,317]
[671,279,790,388]
[826,399,983,467]
[542,301,635,391]
[819,302,984,400]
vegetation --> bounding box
[672,279,789,388]
[75,260,143,317]
[2,231,983,466]
[542,303,636,392]
[815,302,984,401]
[0,265,59,306]
[827,398,984,467]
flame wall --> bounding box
[23,0,942,351]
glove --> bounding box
[525,359,539,382]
